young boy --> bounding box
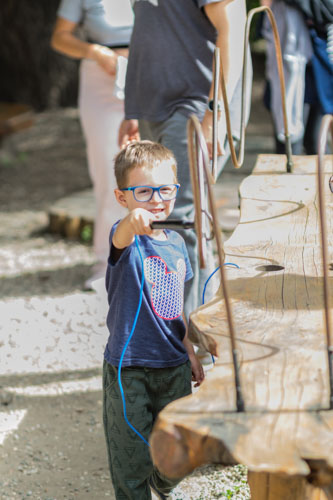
[103,141,204,500]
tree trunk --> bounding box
[0,0,80,110]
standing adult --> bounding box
[261,0,333,155]
[51,0,135,289]
[119,0,251,319]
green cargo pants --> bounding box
[103,359,192,499]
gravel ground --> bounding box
[0,109,251,499]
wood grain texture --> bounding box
[247,471,332,500]
[150,154,333,494]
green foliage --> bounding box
[246,0,262,42]
[18,151,28,162]
[246,0,260,11]
[81,224,93,243]
[0,151,28,168]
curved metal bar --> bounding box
[212,47,220,182]
[217,6,293,172]
[188,114,245,413]
[316,114,333,409]
[187,117,209,269]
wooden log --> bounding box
[48,189,94,242]
[0,102,34,137]
[247,471,331,500]
[150,154,333,498]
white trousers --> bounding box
[79,59,126,264]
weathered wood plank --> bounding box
[189,154,333,413]
[247,472,331,500]
[150,154,333,494]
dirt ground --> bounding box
[0,109,107,500]
[0,108,253,500]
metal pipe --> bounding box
[215,6,293,172]
[212,47,220,181]
[188,115,245,413]
[316,114,333,409]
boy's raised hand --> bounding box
[128,208,156,236]
[113,208,156,249]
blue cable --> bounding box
[202,263,240,306]
[202,263,240,364]
[117,235,150,447]
[118,235,239,444]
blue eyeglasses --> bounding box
[121,184,180,202]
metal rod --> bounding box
[217,6,293,172]
[316,114,333,409]
[212,47,220,181]
[151,220,195,230]
[188,115,245,412]
[187,116,211,269]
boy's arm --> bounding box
[182,313,205,387]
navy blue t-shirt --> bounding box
[125,0,218,122]
[104,224,193,368]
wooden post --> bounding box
[248,471,331,500]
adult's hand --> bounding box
[118,119,140,147]
[88,45,118,76]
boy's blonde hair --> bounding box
[114,140,178,189]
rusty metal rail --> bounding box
[317,114,333,409]
[213,6,293,173]
[188,114,245,412]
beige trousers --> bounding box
[79,59,126,265]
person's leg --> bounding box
[274,135,304,154]
[303,103,325,154]
[103,361,155,500]
[79,60,126,281]
[139,113,218,319]
[149,361,192,496]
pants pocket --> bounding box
[103,360,118,393]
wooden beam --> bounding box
[150,154,333,498]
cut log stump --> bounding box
[0,102,34,138]
[150,154,333,500]
[48,189,94,242]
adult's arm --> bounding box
[51,16,118,75]
[201,0,247,155]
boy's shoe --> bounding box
[149,479,169,500]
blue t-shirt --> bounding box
[57,0,133,47]
[104,224,193,368]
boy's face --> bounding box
[115,161,177,221]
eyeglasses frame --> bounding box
[120,184,180,202]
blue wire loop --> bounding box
[202,263,240,365]
[117,235,150,447]
[202,263,240,305]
